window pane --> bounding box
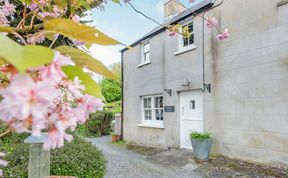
[144,110,152,120]
[144,98,151,108]
[154,96,163,108]
[144,53,150,61]
[182,22,194,47]
[155,109,163,121]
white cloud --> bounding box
[88,45,121,67]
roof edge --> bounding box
[120,0,214,53]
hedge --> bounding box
[0,125,106,178]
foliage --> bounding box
[101,62,122,103]
[190,132,212,141]
[102,78,121,103]
[85,111,114,137]
[104,101,121,114]
[0,125,105,178]
[50,137,105,178]
[0,0,121,152]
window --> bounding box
[141,95,164,125]
[142,42,150,63]
[182,22,194,47]
[174,21,196,55]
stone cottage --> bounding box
[120,0,288,166]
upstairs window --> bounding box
[182,22,194,47]
[142,42,150,63]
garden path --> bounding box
[88,136,202,178]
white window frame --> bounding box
[138,94,164,128]
[138,41,151,67]
[174,19,197,56]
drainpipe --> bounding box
[202,0,224,93]
[120,51,124,140]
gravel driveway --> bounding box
[88,136,202,178]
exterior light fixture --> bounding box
[203,84,211,93]
[163,89,172,96]
[182,79,191,87]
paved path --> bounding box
[88,136,202,178]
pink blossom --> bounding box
[38,0,47,6]
[72,39,85,46]
[28,3,38,12]
[38,51,74,83]
[1,0,16,16]
[0,75,57,133]
[67,77,85,99]
[216,28,230,41]
[43,128,73,150]
[27,34,46,44]
[0,12,8,25]
[72,15,80,23]
[206,17,218,28]
[75,95,103,124]
[38,11,60,20]
[168,31,176,36]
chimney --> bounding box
[164,0,185,22]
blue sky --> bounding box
[85,0,200,66]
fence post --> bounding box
[24,133,50,178]
[114,113,122,137]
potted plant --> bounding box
[110,132,120,142]
[190,132,212,162]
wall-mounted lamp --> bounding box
[181,79,191,87]
[203,84,211,93]
[163,89,172,96]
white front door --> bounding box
[180,90,203,149]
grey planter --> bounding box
[190,138,212,162]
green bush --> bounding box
[0,126,106,178]
[190,132,212,141]
[85,111,114,137]
[101,78,121,103]
[50,137,105,178]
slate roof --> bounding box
[120,0,214,52]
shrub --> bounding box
[101,78,121,103]
[50,137,105,178]
[190,132,212,141]
[85,111,114,137]
[1,129,106,178]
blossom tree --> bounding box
[0,0,123,175]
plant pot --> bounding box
[190,138,212,162]
[111,135,119,142]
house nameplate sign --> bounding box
[164,106,175,112]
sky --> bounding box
[84,0,201,67]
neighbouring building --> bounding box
[121,0,288,166]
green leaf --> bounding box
[79,0,91,10]
[44,18,119,45]
[62,65,103,98]
[56,46,115,79]
[0,57,8,66]
[0,26,14,34]
[54,0,67,9]
[0,35,54,73]
[112,0,121,4]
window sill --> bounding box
[137,123,164,129]
[137,61,151,68]
[174,44,196,56]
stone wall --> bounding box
[123,0,288,165]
